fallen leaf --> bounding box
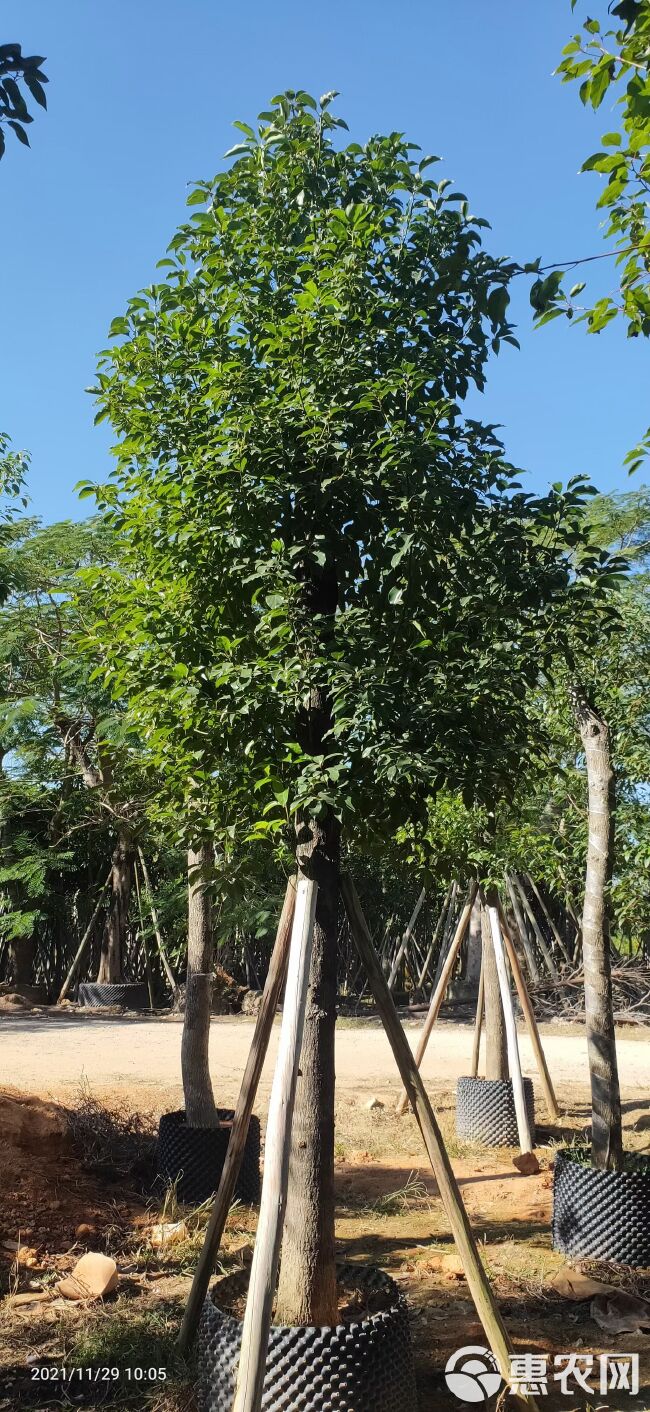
[591,1291,650,1335]
[8,1290,53,1306]
[550,1267,616,1301]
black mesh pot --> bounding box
[157,1108,260,1206]
[197,1263,417,1412]
[552,1147,650,1265]
[456,1075,535,1146]
[77,981,150,1009]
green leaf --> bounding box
[7,120,29,147]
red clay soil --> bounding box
[0,1088,144,1293]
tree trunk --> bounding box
[96,831,133,983]
[275,809,339,1326]
[481,890,507,1081]
[10,933,35,987]
[571,685,623,1171]
[182,842,219,1129]
[463,895,483,996]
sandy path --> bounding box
[1,1012,649,1112]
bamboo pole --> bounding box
[525,874,570,964]
[177,878,297,1358]
[430,881,461,994]
[231,876,318,1412]
[486,902,533,1154]
[57,869,112,1003]
[513,873,558,980]
[137,847,179,1000]
[505,873,540,983]
[395,881,477,1116]
[415,885,453,991]
[387,886,427,991]
[497,902,560,1123]
[470,956,485,1078]
[133,860,154,1009]
[341,874,537,1412]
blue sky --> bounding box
[1,0,646,523]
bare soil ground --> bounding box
[1,1012,649,1410]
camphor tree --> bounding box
[88,91,617,1324]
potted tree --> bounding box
[552,682,650,1265]
[90,90,619,1406]
[456,886,536,1147]
[157,842,261,1207]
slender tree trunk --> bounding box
[463,895,483,995]
[96,830,133,983]
[10,934,35,987]
[275,548,339,1327]
[275,808,339,1326]
[481,890,507,1081]
[571,685,623,1170]
[182,842,219,1129]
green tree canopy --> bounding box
[86,90,616,852]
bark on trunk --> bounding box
[571,685,623,1171]
[182,842,219,1129]
[481,890,507,1081]
[274,544,339,1326]
[463,896,483,995]
[96,831,133,983]
[275,809,339,1326]
[10,934,35,987]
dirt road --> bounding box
[2,1011,649,1115]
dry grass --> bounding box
[65,1080,158,1186]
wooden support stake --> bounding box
[134,860,155,1010]
[137,847,179,1000]
[525,874,570,964]
[430,881,461,995]
[387,886,427,991]
[470,955,485,1079]
[486,902,533,1154]
[505,873,540,983]
[177,878,297,1358]
[513,873,558,980]
[341,874,537,1412]
[416,883,454,992]
[497,902,560,1123]
[57,869,112,1003]
[231,876,318,1412]
[395,881,477,1116]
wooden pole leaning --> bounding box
[525,873,571,964]
[395,881,478,1117]
[512,873,558,981]
[485,901,533,1154]
[57,868,112,1003]
[505,872,540,983]
[415,884,454,992]
[231,876,318,1412]
[177,878,297,1358]
[470,956,485,1079]
[497,901,560,1124]
[433,883,460,985]
[133,860,155,1010]
[387,886,427,992]
[137,847,179,1001]
[341,874,538,1412]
